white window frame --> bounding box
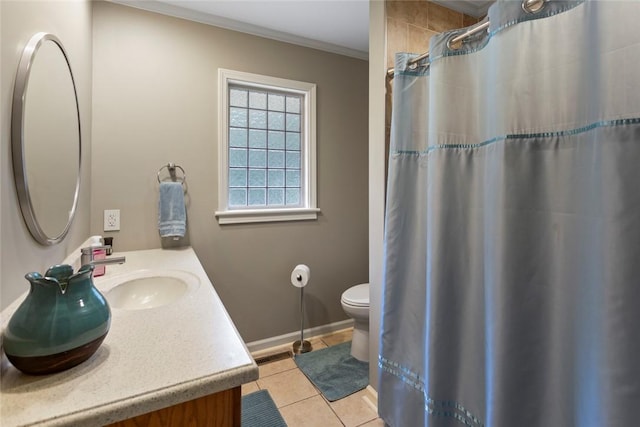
[215,69,319,224]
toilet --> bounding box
[340,283,370,362]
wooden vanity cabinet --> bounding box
[106,387,241,427]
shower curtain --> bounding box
[379,1,640,426]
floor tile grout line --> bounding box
[258,365,298,379]
[278,393,347,426]
[322,389,377,427]
[258,366,320,409]
[276,393,320,411]
[246,381,378,427]
[289,364,375,427]
[247,328,376,425]
[324,392,348,427]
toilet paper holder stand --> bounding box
[293,273,312,354]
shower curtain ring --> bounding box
[522,0,545,14]
[447,33,464,51]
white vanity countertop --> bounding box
[0,247,258,427]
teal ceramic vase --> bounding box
[2,264,111,375]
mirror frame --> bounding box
[11,32,82,246]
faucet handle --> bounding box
[80,245,110,254]
[80,245,110,267]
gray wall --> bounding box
[0,0,92,310]
[92,2,369,343]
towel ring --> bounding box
[157,163,186,185]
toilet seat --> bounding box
[341,283,369,307]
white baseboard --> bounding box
[362,385,378,413]
[246,319,354,353]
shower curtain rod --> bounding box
[386,20,490,78]
[385,0,547,77]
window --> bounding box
[216,69,319,224]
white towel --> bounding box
[158,182,186,238]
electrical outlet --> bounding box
[104,209,120,231]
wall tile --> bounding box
[463,14,481,28]
[427,1,463,32]
[386,17,408,68]
[385,87,392,128]
[387,0,429,26]
[408,24,438,56]
[385,0,467,189]
[407,1,430,26]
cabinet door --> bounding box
[106,386,241,427]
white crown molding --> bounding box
[109,0,369,60]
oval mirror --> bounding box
[12,33,81,246]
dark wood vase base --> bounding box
[5,332,108,375]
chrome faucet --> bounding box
[80,246,126,267]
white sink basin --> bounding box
[104,270,200,310]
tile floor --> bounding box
[244,329,385,427]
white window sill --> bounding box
[215,208,321,225]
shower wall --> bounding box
[386,1,479,69]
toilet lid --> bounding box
[342,283,369,307]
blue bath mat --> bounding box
[242,390,287,427]
[294,341,369,401]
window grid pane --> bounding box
[230,89,248,107]
[286,96,300,113]
[229,85,303,208]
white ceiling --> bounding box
[112,0,494,60]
